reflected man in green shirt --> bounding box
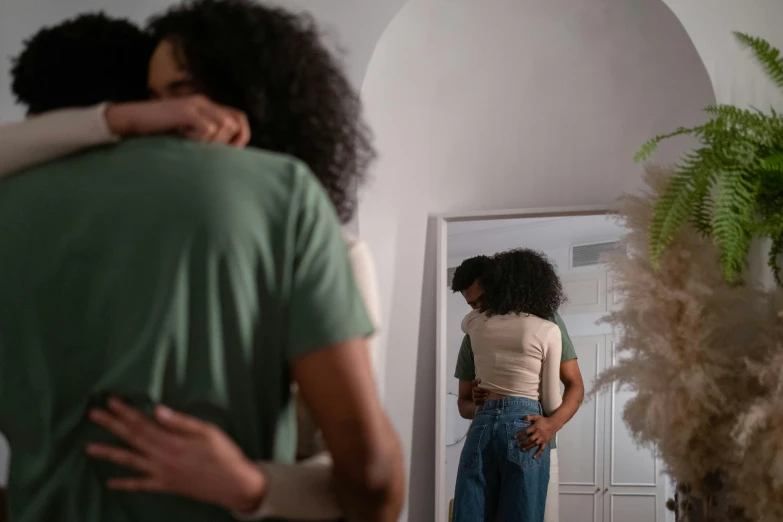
[450,254,585,520]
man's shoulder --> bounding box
[110,137,303,177]
[32,137,313,207]
[3,138,320,240]
[29,137,301,180]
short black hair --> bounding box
[451,255,494,293]
[147,0,375,224]
[481,248,566,319]
[11,13,154,114]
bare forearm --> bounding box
[458,398,475,419]
[331,427,405,522]
[549,382,584,430]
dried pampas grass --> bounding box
[592,165,783,521]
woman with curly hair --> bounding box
[453,248,566,522]
[0,2,381,520]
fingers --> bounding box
[180,97,249,146]
[521,439,539,451]
[196,104,241,145]
[533,444,546,460]
[106,477,167,493]
[89,407,136,445]
[525,415,541,422]
[89,398,168,456]
[519,430,545,451]
[86,443,155,474]
[155,405,210,436]
[229,111,251,147]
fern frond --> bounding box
[634,32,783,285]
[760,152,783,173]
[711,168,759,282]
[648,172,697,267]
[734,32,783,92]
[690,175,715,235]
[634,127,693,163]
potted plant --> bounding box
[592,33,783,522]
[635,32,783,284]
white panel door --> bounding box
[560,272,607,315]
[559,336,605,522]
[603,337,666,522]
[606,272,625,312]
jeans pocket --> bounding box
[458,423,487,470]
[506,421,543,470]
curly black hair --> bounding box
[451,255,494,293]
[10,13,153,115]
[480,248,566,319]
[147,0,375,224]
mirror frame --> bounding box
[433,205,612,522]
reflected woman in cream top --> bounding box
[462,312,562,415]
[461,247,566,415]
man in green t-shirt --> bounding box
[450,255,585,518]
[0,138,403,522]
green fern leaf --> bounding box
[711,168,759,282]
[760,152,783,172]
[734,32,783,92]
[648,172,697,267]
[634,127,693,163]
[635,32,783,285]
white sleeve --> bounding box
[0,104,117,179]
[541,323,563,417]
[233,454,341,521]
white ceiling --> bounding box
[447,214,626,264]
[448,216,570,236]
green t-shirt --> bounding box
[453,313,576,449]
[0,138,373,522]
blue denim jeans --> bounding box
[453,397,550,522]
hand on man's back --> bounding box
[471,379,488,407]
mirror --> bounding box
[435,208,668,522]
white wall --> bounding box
[359,1,715,519]
[662,0,783,109]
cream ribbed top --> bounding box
[462,310,563,416]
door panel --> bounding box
[561,492,600,522]
[560,272,606,314]
[559,335,604,522]
[609,493,658,522]
[603,338,666,522]
[611,382,657,486]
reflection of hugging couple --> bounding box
[450,252,585,522]
[0,1,404,522]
